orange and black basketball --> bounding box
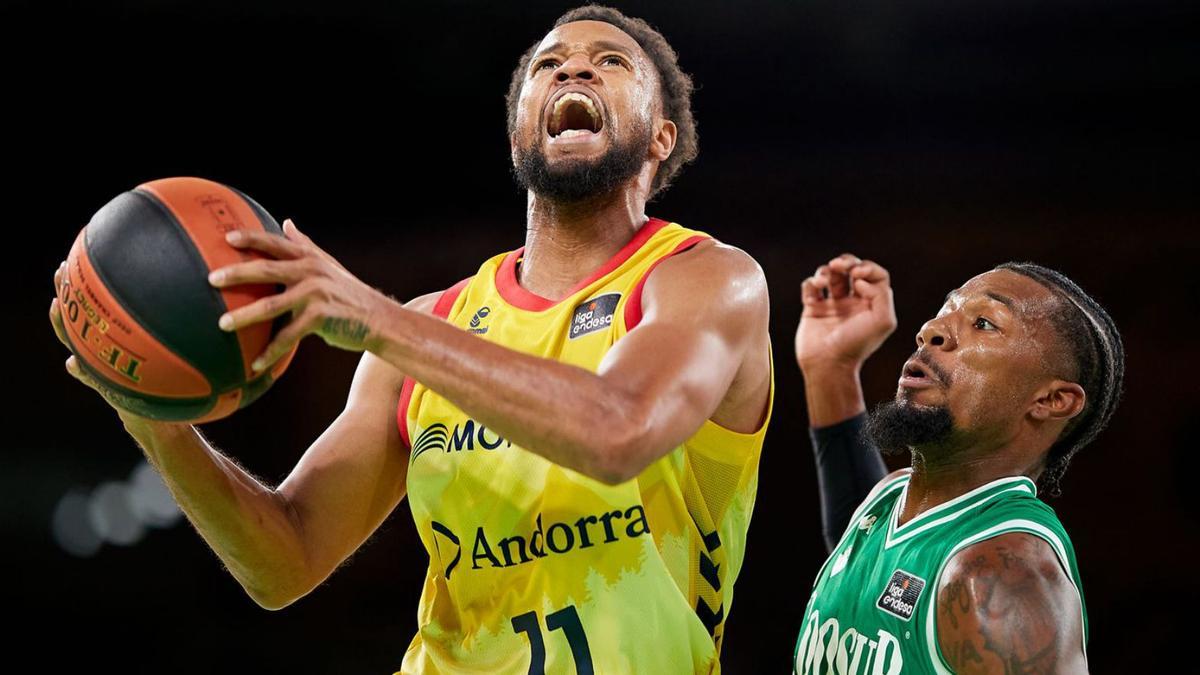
[58,177,298,423]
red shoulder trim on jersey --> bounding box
[622,235,711,331]
[396,277,471,449]
[495,217,671,311]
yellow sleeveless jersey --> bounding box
[394,217,774,674]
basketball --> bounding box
[57,177,298,423]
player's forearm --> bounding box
[369,305,651,484]
[802,361,887,551]
[118,413,311,609]
[809,414,887,551]
[800,361,866,427]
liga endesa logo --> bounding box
[429,506,651,579]
[569,293,620,340]
[875,569,926,621]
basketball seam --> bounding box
[70,353,217,417]
[133,186,251,391]
[83,189,237,395]
[225,185,291,370]
[227,186,283,235]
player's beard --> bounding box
[511,121,652,203]
[866,400,956,456]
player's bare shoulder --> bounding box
[652,240,767,295]
[639,240,771,432]
[406,291,441,315]
[643,240,769,325]
[937,532,1087,674]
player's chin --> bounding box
[895,386,947,408]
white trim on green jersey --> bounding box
[923,519,1088,674]
[808,473,911,591]
[886,476,1038,549]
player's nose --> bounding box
[554,52,597,83]
[916,316,956,351]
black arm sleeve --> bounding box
[810,413,888,553]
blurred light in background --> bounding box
[50,489,100,557]
[51,461,182,557]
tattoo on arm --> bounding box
[936,534,1086,674]
[322,317,370,346]
[944,638,985,668]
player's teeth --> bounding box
[554,92,597,115]
[549,92,602,136]
[553,93,599,122]
[558,129,593,138]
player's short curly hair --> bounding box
[505,5,698,199]
[996,262,1125,497]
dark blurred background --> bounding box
[6,0,1196,672]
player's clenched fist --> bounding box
[794,253,897,375]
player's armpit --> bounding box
[936,532,1088,675]
[269,292,438,608]
[593,240,770,480]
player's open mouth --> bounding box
[547,91,604,139]
[899,360,940,389]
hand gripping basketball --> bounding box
[54,177,305,423]
[208,219,396,372]
[50,262,152,420]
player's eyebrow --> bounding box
[533,40,636,61]
[985,291,1016,310]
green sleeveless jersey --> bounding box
[793,472,1088,674]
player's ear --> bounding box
[1030,380,1085,422]
[510,136,519,164]
[650,119,676,162]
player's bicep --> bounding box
[596,242,768,442]
[276,293,437,587]
[598,319,738,427]
[936,533,1087,674]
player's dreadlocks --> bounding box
[506,5,699,199]
[997,262,1125,497]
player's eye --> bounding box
[600,55,626,67]
[534,59,559,72]
[973,316,997,331]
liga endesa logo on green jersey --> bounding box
[429,507,651,579]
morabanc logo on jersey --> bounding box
[875,569,926,621]
[410,419,513,464]
[795,610,903,675]
[569,293,620,339]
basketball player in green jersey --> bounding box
[793,254,1123,674]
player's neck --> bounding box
[898,445,1038,527]
[519,188,648,300]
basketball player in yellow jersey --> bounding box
[49,6,772,674]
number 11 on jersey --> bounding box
[512,605,594,675]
